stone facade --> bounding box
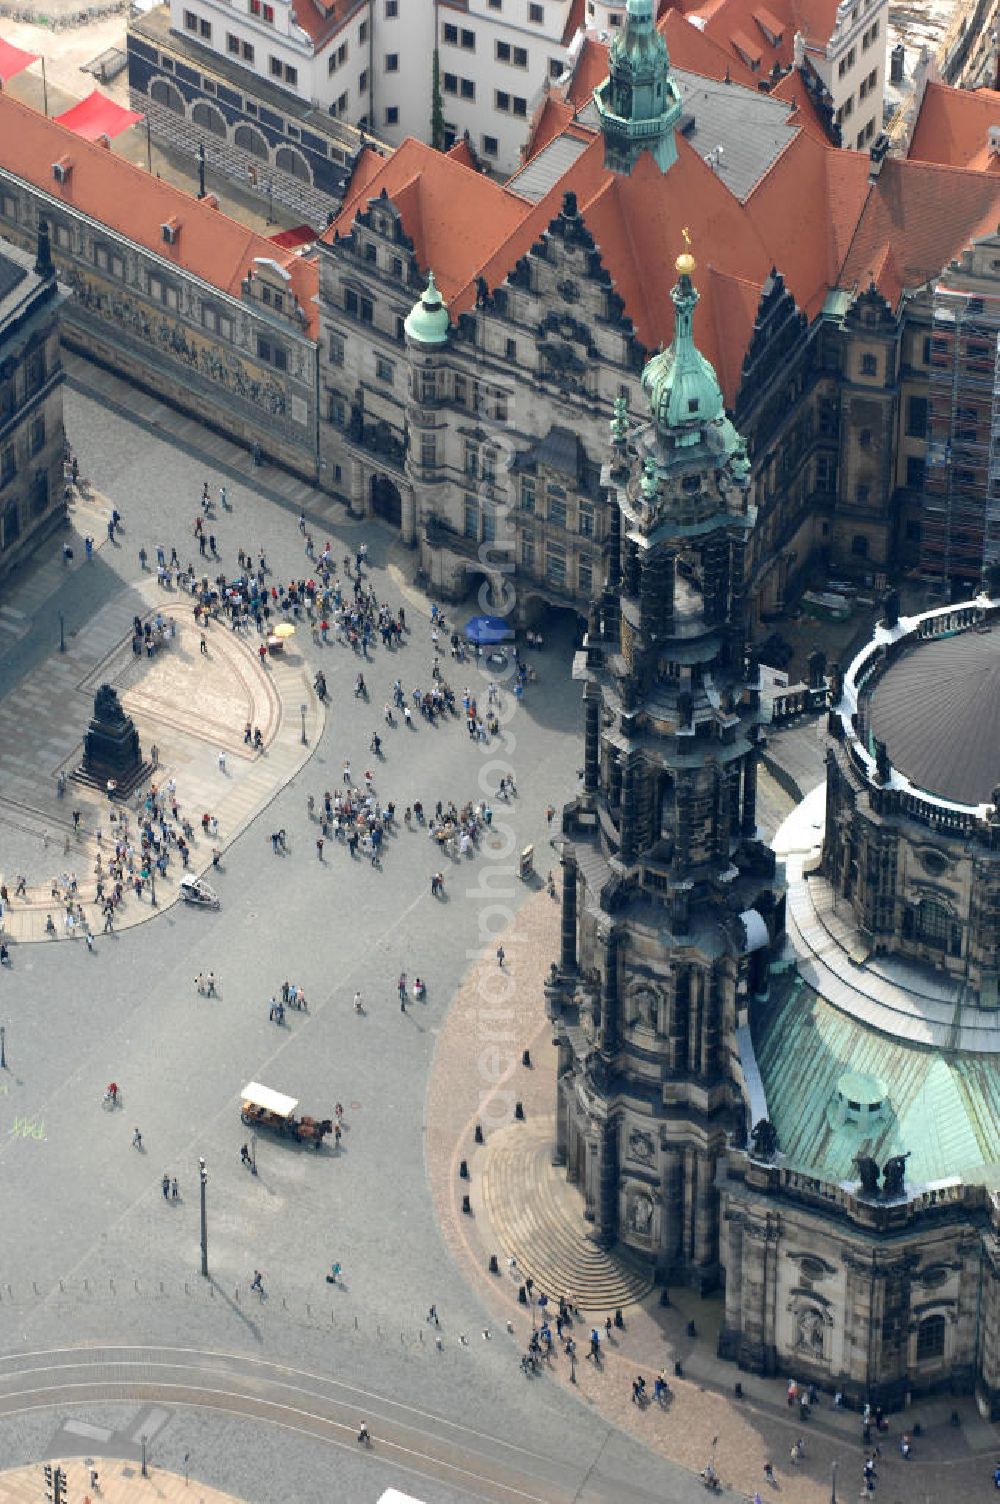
[823,597,1000,1003]
[0,228,67,589]
[128,9,377,226]
[0,171,318,481]
[717,1150,1000,1413]
[317,190,637,620]
[546,253,784,1289]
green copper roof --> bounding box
[753,974,1000,1188]
[404,270,449,347]
[641,255,726,443]
[594,0,683,175]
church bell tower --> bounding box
[548,243,783,1289]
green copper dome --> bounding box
[641,250,725,445]
[594,0,683,175]
[404,270,449,347]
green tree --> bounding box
[431,47,445,151]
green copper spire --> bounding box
[641,242,726,447]
[404,269,450,347]
[594,0,683,175]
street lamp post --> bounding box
[199,1156,208,1277]
[0,1025,6,1070]
[300,703,307,745]
[149,867,157,907]
[59,611,65,653]
[250,1130,257,1176]
[830,1459,838,1504]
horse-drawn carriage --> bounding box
[239,1082,333,1148]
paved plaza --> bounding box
[0,361,996,1504]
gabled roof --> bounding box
[907,82,1000,174]
[325,137,535,314]
[0,91,319,335]
[691,0,842,77]
[288,0,358,50]
[838,156,1000,306]
[770,66,834,143]
[746,126,871,312]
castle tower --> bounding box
[548,243,783,1289]
[402,270,449,547]
[593,0,684,175]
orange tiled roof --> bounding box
[839,155,1000,306]
[289,0,358,50]
[446,137,479,170]
[327,68,1000,407]
[691,0,842,78]
[523,94,576,160]
[746,124,870,310]
[907,82,1000,173]
[325,137,535,313]
[0,91,319,335]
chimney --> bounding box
[34,217,54,280]
[95,133,111,150]
[202,192,220,210]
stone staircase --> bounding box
[480,1120,653,1312]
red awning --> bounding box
[0,38,39,83]
[54,89,144,141]
[269,224,316,249]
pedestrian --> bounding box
[195,972,205,995]
[171,1177,179,1200]
[316,837,324,860]
[162,1173,170,1199]
[496,944,505,968]
[200,635,208,656]
[250,1269,265,1298]
[218,751,227,774]
[132,1127,143,1149]
[354,991,363,1014]
[206,971,217,997]
[241,1143,252,1168]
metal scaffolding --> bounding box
[921,283,1000,589]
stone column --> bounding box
[554,1072,569,1167]
[400,485,416,545]
[607,496,622,593]
[718,1208,745,1360]
[660,1147,684,1273]
[620,757,636,863]
[350,458,365,516]
[583,683,600,793]
[592,1116,619,1249]
[687,968,703,1077]
[692,1151,719,1282]
[737,1219,778,1374]
[598,927,619,1055]
[560,844,578,973]
[741,744,758,838]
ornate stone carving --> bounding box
[628,1128,655,1164]
[794,1305,827,1358]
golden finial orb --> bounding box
[675,226,695,276]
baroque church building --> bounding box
[547,250,1000,1415]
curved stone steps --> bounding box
[481,1121,653,1312]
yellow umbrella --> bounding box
[273,622,296,639]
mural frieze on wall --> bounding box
[63,265,290,418]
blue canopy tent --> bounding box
[464,614,514,646]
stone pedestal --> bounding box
[75,683,149,798]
